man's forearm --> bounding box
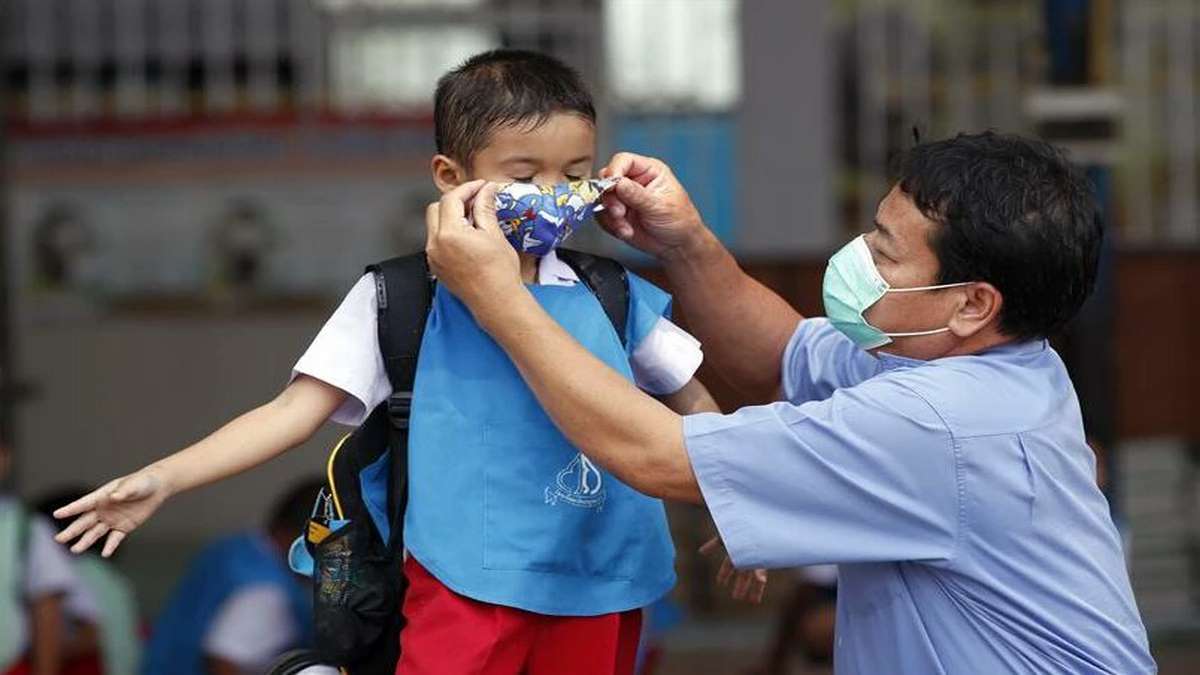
[476,291,703,503]
[663,229,803,402]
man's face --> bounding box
[860,186,964,358]
[433,112,596,190]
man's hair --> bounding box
[266,477,326,538]
[895,131,1101,340]
[434,48,596,164]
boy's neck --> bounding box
[519,252,539,284]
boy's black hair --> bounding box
[434,48,596,164]
[895,131,1101,341]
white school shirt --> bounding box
[1,502,96,658]
[293,250,704,426]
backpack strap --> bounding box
[366,253,434,413]
[364,253,434,553]
[555,249,630,349]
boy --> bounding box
[55,50,720,674]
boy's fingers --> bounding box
[101,530,126,559]
[698,536,722,555]
[55,512,98,544]
[71,522,110,554]
[112,475,151,502]
[54,492,98,519]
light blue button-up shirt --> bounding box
[684,318,1155,674]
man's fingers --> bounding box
[750,581,767,604]
[55,512,98,544]
[612,177,656,213]
[716,558,735,587]
[469,181,501,235]
[698,537,722,556]
[604,152,661,185]
[71,522,110,554]
[425,203,441,248]
[101,530,126,559]
[439,179,486,230]
[733,571,754,600]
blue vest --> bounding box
[140,533,312,675]
[404,279,677,616]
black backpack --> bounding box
[299,249,630,674]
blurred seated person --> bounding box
[753,565,837,675]
[35,488,141,675]
[0,443,95,675]
[140,479,322,675]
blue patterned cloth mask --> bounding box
[495,179,616,256]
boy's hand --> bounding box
[425,180,523,318]
[54,465,173,557]
[598,152,709,262]
[700,536,768,603]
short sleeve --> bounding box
[203,584,298,669]
[781,318,880,404]
[622,273,703,395]
[24,516,78,599]
[292,274,393,426]
[683,374,959,569]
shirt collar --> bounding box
[536,250,580,287]
[876,338,1049,371]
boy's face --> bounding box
[431,112,596,192]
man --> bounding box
[424,132,1156,674]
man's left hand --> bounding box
[425,180,522,316]
[701,536,768,603]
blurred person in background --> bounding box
[0,443,94,675]
[750,566,837,675]
[137,479,321,675]
[34,488,141,675]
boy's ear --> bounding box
[431,155,468,194]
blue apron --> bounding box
[404,282,676,616]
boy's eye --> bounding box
[513,176,536,183]
[565,174,582,182]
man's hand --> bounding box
[701,536,768,603]
[424,180,523,318]
[598,152,709,261]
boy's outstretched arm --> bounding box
[54,375,346,557]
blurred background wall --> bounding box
[1,0,1198,671]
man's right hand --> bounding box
[598,152,710,262]
[54,465,173,557]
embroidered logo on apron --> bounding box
[545,453,606,510]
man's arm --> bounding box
[599,153,803,401]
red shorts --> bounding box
[397,557,643,675]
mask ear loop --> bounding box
[877,281,976,337]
